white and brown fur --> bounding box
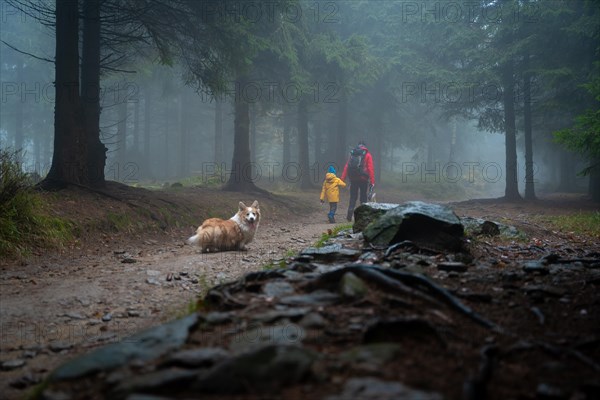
[187,201,260,252]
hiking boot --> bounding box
[328,216,335,223]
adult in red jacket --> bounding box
[340,141,375,221]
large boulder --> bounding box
[353,202,399,233]
[362,201,464,251]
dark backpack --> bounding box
[348,147,367,179]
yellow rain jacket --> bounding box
[320,172,346,203]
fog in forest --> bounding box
[0,0,597,201]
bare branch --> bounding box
[5,0,55,27]
[100,64,137,74]
[1,40,54,63]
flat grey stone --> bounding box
[50,314,198,381]
[203,312,234,325]
[146,277,161,285]
[300,244,360,262]
[523,285,566,297]
[193,345,316,394]
[280,290,340,306]
[340,272,368,299]
[113,369,197,397]
[23,350,38,358]
[64,312,86,320]
[262,281,296,298]
[358,251,379,263]
[229,324,306,353]
[252,307,310,323]
[49,341,73,352]
[78,298,91,307]
[282,270,305,281]
[522,261,549,274]
[2,358,26,370]
[340,343,403,365]
[164,347,229,368]
[299,312,327,328]
[437,262,468,273]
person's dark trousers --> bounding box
[347,180,368,221]
[328,202,337,223]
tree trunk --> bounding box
[34,130,41,171]
[427,142,434,170]
[214,97,223,163]
[117,98,128,173]
[81,0,106,187]
[133,96,140,150]
[143,89,152,179]
[590,158,600,202]
[449,119,457,163]
[371,112,383,185]
[44,0,88,188]
[163,99,170,178]
[178,93,188,177]
[41,127,50,173]
[502,62,522,201]
[297,97,312,189]
[223,75,265,193]
[313,113,322,167]
[282,106,292,167]
[336,92,348,169]
[250,105,257,165]
[327,113,337,168]
[523,56,536,200]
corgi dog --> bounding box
[187,201,260,252]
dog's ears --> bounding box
[239,201,259,210]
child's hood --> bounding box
[325,172,338,182]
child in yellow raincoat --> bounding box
[320,166,346,223]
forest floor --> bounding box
[0,183,598,399]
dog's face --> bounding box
[238,200,260,227]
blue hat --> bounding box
[328,166,336,174]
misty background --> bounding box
[0,0,596,200]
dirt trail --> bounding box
[0,198,339,398]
